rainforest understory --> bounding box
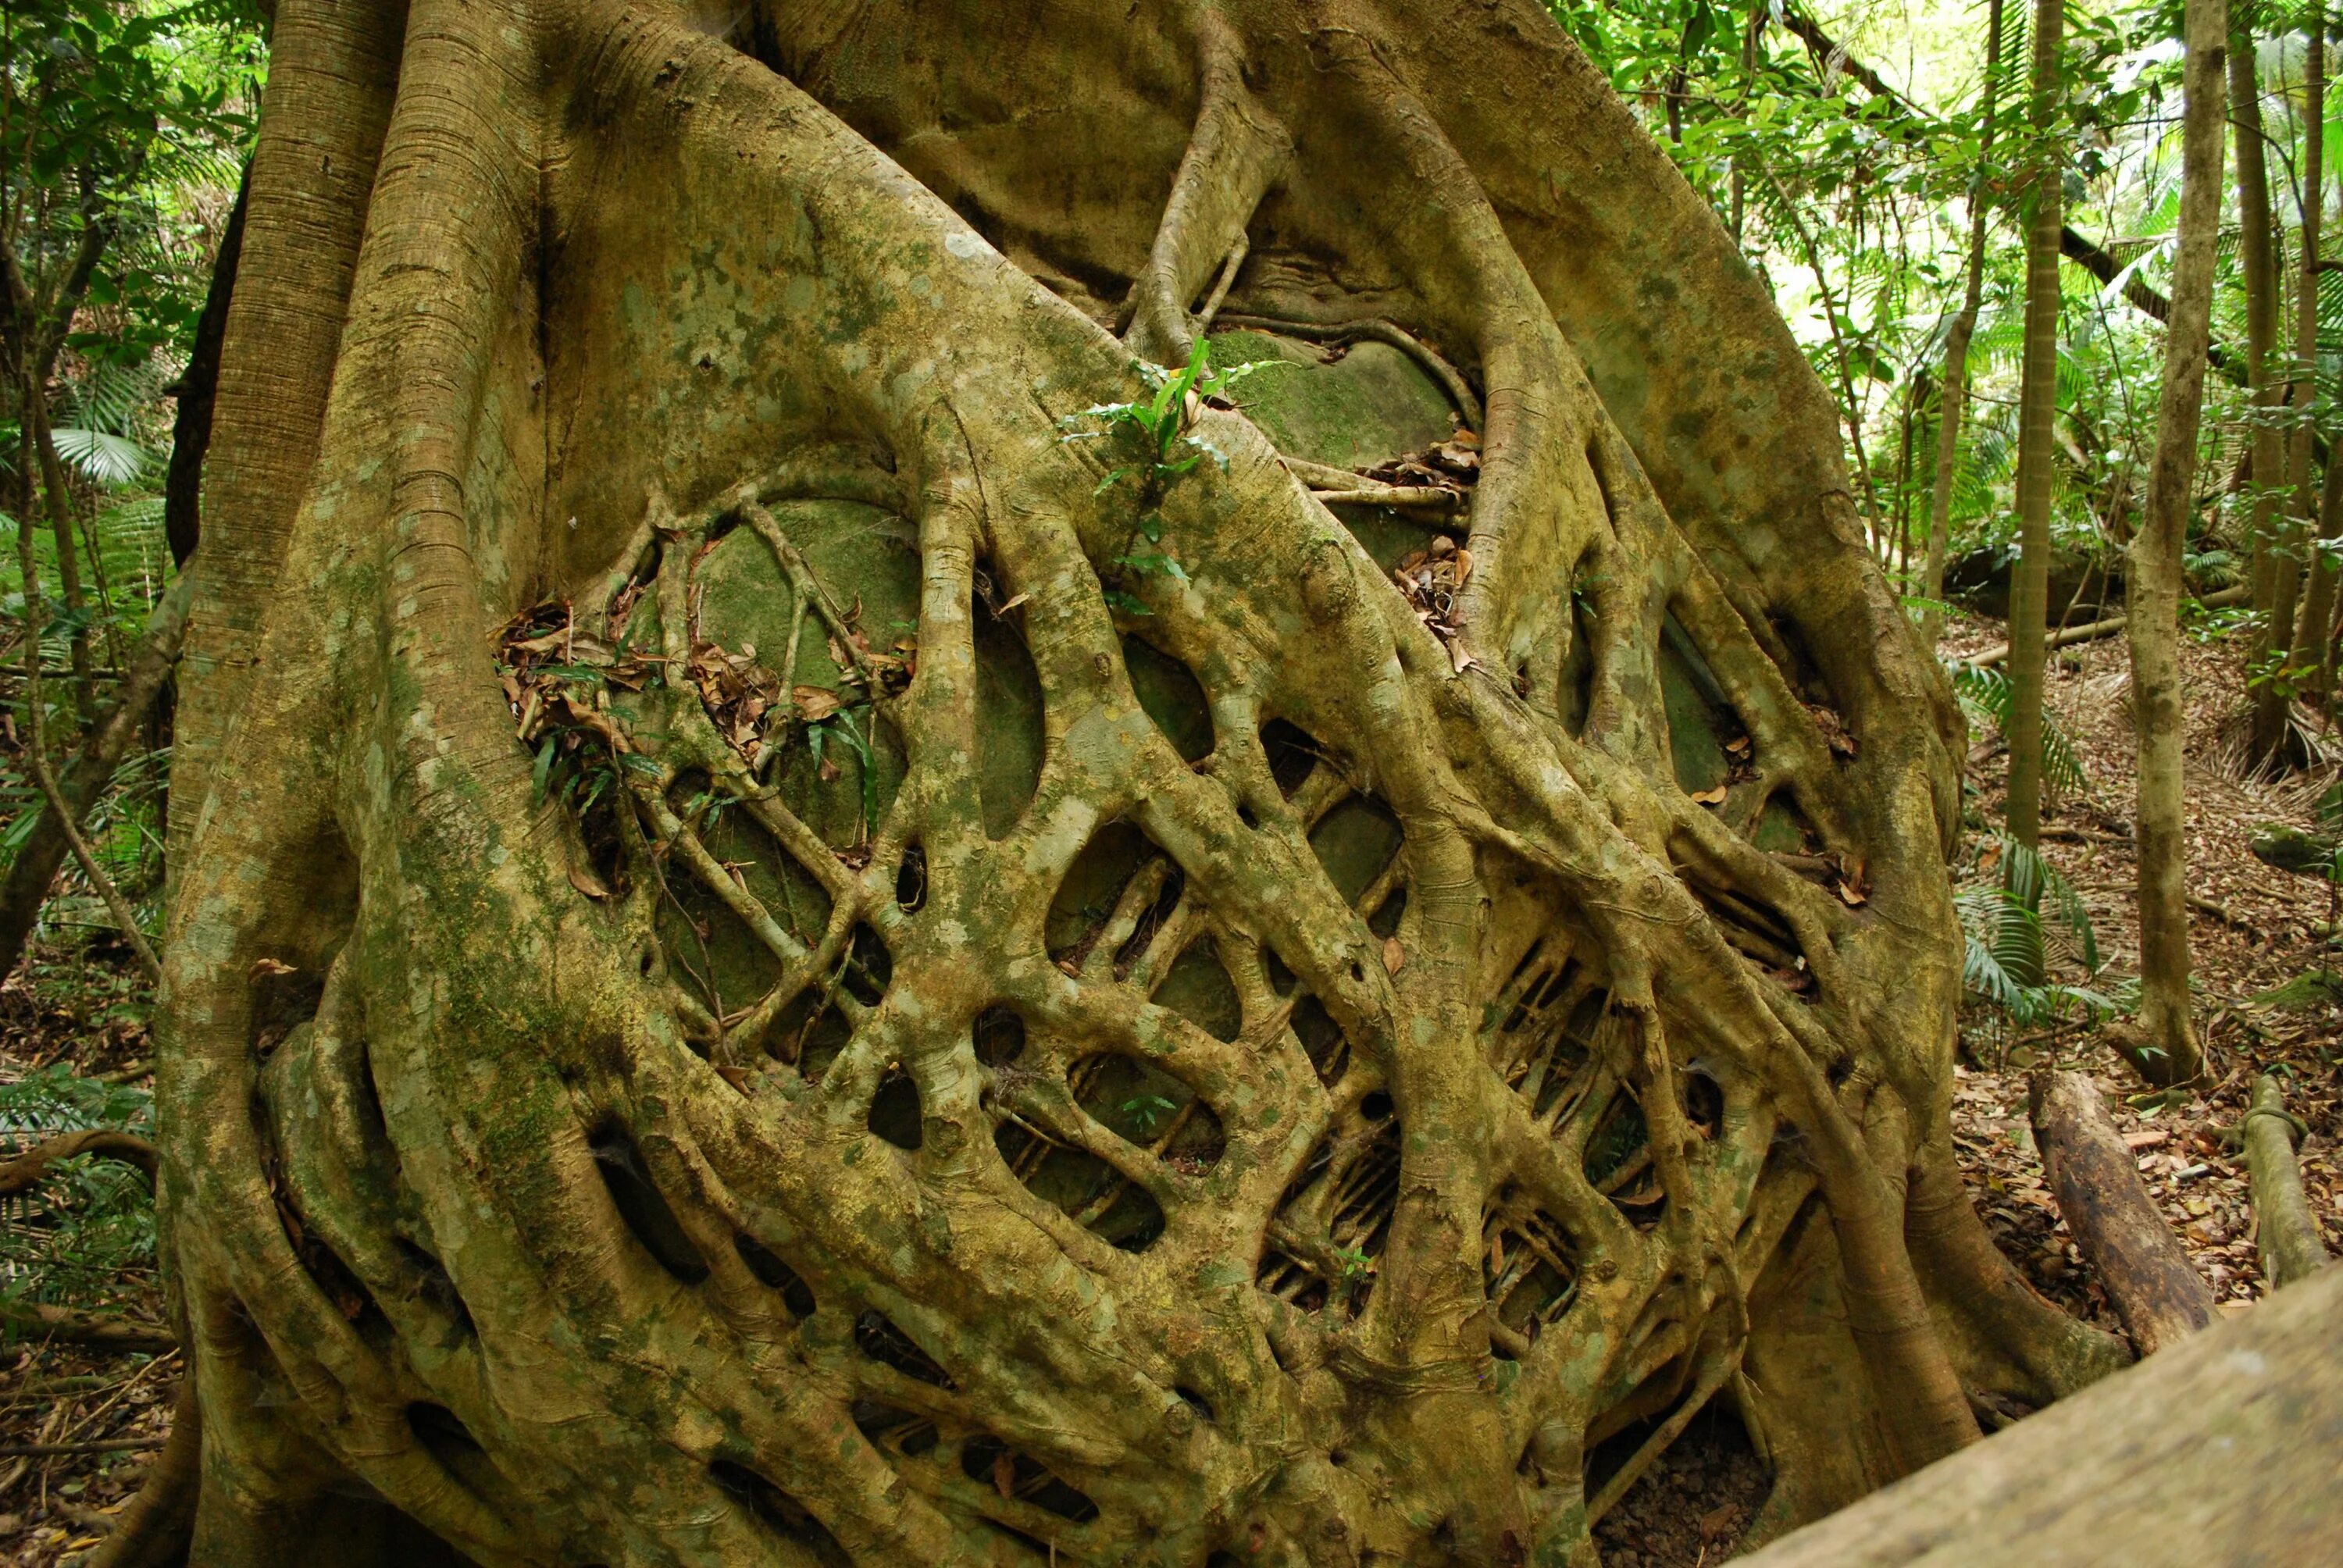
[129,0,2142,1563]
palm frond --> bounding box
[1950,663,2088,800]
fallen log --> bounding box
[1739,1262,2343,1564]
[0,1128,158,1197]
[2031,1071,2215,1354]
[2242,1074,2332,1291]
[1963,583,2252,669]
[0,1301,176,1354]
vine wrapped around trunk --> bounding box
[146,2,2127,1563]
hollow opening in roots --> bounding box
[1682,1068,1725,1142]
[1307,792,1403,907]
[1659,615,1745,800]
[993,1110,1172,1251]
[657,785,836,1014]
[1046,821,1155,965]
[1122,633,1214,762]
[249,961,325,1060]
[290,1225,387,1338]
[960,1436,1102,1523]
[1260,1110,1400,1316]
[1583,1091,1664,1224]
[1152,940,1242,1041]
[854,1309,956,1388]
[1289,993,1349,1086]
[588,1124,710,1284]
[1484,1205,1579,1343]
[895,843,927,911]
[408,1402,502,1499]
[1112,864,1186,979]
[839,922,893,1005]
[973,1004,1028,1066]
[851,1402,941,1459]
[1560,593,1596,737]
[868,1063,924,1149]
[1259,718,1324,796]
[708,1459,852,1563]
[975,570,1046,839]
[733,1232,817,1317]
[1767,608,1837,711]
[1753,789,1824,854]
[407,1402,484,1459]
[1583,1386,1756,1529]
[396,1237,476,1338]
[1070,1053,1225,1168]
[981,1522,1060,1563]
[1367,886,1407,939]
[770,989,851,1075]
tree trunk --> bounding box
[2234,16,2286,689]
[2124,0,2224,1086]
[2251,1,2323,763]
[0,572,191,984]
[138,3,2122,1563]
[2006,0,2068,849]
[2293,454,2343,711]
[1921,0,2006,647]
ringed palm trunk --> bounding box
[2124,0,2227,1089]
[135,2,2127,1564]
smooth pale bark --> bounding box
[2005,0,2067,849]
[2124,0,2224,1085]
[1739,1261,2343,1566]
[1920,0,2006,647]
[2251,3,2323,762]
[2244,1073,2333,1289]
[2031,1072,2215,1353]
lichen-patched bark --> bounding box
[149,1,2128,1564]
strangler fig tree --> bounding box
[134,0,2131,1563]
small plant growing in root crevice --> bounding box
[1058,337,1283,615]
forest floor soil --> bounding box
[0,615,2335,1566]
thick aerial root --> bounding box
[1125,13,1293,366]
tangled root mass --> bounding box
[152,2,2130,1565]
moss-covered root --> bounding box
[140,0,2127,1564]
